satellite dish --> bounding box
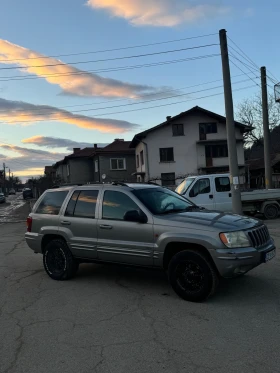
[102,174,106,180]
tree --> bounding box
[236,93,280,145]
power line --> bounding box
[229,58,260,88]
[0,44,219,71]
[0,83,258,124]
[0,54,220,82]
[228,42,259,72]
[0,78,256,121]
[228,35,279,85]
[0,33,217,63]
[229,53,260,79]
[0,72,252,113]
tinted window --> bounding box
[36,191,68,215]
[73,190,98,218]
[102,191,139,220]
[65,191,80,216]
[191,179,210,195]
[215,177,231,192]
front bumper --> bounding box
[212,240,276,278]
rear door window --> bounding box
[65,190,99,219]
[36,191,68,215]
[215,177,231,192]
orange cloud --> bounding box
[0,97,138,133]
[0,39,160,98]
[87,0,229,27]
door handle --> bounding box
[229,193,232,197]
[61,220,71,225]
[99,224,113,230]
[209,194,214,199]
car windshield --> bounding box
[175,178,195,195]
[132,187,194,215]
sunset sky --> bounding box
[0,0,279,180]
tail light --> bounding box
[27,216,32,232]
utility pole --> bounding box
[261,66,272,189]
[3,163,6,195]
[219,29,243,215]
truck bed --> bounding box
[241,189,280,202]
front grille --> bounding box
[248,225,270,248]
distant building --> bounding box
[52,139,136,185]
[130,106,251,187]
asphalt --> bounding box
[0,198,280,373]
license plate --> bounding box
[265,249,276,263]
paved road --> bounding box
[0,214,280,373]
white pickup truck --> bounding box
[175,174,280,219]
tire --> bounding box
[43,239,79,281]
[264,204,279,220]
[168,250,219,302]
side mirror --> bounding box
[123,210,147,223]
[189,188,198,198]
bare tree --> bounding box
[236,93,280,145]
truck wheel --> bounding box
[264,204,279,220]
[168,250,219,302]
[43,239,79,281]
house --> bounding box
[130,106,251,187]
[44,166,56,181]
[53,139,136,185]
[247,153,280,189]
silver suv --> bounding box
[25,183,276,302]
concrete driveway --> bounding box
[0,219,279,373]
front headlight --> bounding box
[220,231,251,248]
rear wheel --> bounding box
[168,250,219,302]
[264,204,279,220]
[43,239,79,281]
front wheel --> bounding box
[168,250,219,302]
[43,239,79,281]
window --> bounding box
[110,158,126,170]
[205,144,228,158]
[132,187,193,215]
[172,124,184,136]
[161,173,176,186]
[159,148,174,162]
[191,178,210,196]
[136,154,140,168]
[215,177,231,192]
[140,151,144,165]
[102,191,139,220]
[176,177,195,195]
[199,123,217,140]
[67,164,70,176]
[36,191,68,215]
[65,190,98,218]
[94,160,99,172]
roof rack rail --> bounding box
[111,182,129,187]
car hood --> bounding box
[153,209,261,231]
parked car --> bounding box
[176,174,280,219]
[23,188,33,199]
[25,183,276,302]
[9,188,16,195]
[0,193,6,203]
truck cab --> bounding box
[176,174,232,212]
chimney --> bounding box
[94,144,98,149]
[114,138,124,141]
[73,148,81,154]
[166,116,172,121]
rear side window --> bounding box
[215,177,231,192]
[65,190,99,219]
[36,191,68,215]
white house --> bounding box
[130,106,252,187]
